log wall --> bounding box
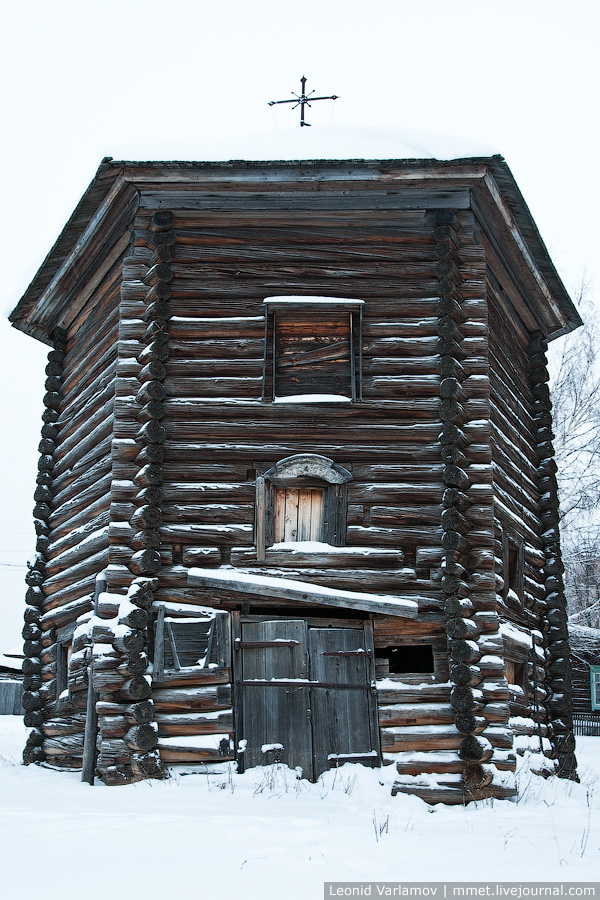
[23,253,126,769]
[111,188,506,800]
[487,288,576,778]
[19,165,575,798]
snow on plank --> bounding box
[187,566,418,618]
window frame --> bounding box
[591,665,600,711]
[152,607,230,684]
[262,297,363,403]
[505,655,529,704]
[255,454,352,562]
[373,635,447,683]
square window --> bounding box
[263,297,363,402]
[152,609,230,683]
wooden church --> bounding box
[10,128,581,803]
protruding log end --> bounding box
[151,210,173,232]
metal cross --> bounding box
[268,76,339,127]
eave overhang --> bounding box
[9,154,581,344]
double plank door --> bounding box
[234,616,380,780]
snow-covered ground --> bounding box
[0,717,598,898]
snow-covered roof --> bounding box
[0,652,23,672]
[109,125,499,164]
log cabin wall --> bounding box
[23,255,126,769]
[487,288,548,757]
[95,168,507,800]
[487,286,576,777]
[14,156,580,797]
[528,331,578,777]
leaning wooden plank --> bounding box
[187,567,418,618]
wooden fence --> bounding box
[0,681,23,715]
[573,713,600,737]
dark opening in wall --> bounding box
[375,644,434,675]
[508,543,519,592]
[505,658,527,697]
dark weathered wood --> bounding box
[10,158,578,798]
[187,568,418,618]
[82,572,104,784]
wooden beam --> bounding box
[81,571,105,784]
[187,568,418,618]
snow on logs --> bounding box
[92,211,177,784]
[529,333,577,781]
[428,210,505,797]
[78,579,164,781]
[23,333,68,765]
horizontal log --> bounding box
[346,525,443,547]
[52,418,114,482]
[49,473,113,532]
[40,595,94,630]
[50,452,112,516]
[229,547,406,568]
[151,666,231,686]
[378,703,455,726]
[42,716,86,737]
[380,726,462,752]
[161,442,443,462]
[45,526,110,575]
[155,710,234,735]
[48,510,111,560]
[374,682,452,704]
[152,684,232,711]
[158,743,234,763]
[42,549,110,596]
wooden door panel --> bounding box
[240,620,312,776]
[308,627,377,775]
[238,618,379,781]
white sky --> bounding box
[1,0,599,647]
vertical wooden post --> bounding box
[81,571,105,784]
[256,475,266,562]
[153,605,165,683]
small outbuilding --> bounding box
[0,648,24,716]
[570,624,600,735]
[10,128,581,802]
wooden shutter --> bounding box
[275,311,352,397]
[274,487,324,542]
[591,668,600,711]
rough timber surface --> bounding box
[10,158,580,799]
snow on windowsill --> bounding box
[264,296,364,305]
[269,541,386,554]
[499,621,533,651]
[273,394,352,404]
